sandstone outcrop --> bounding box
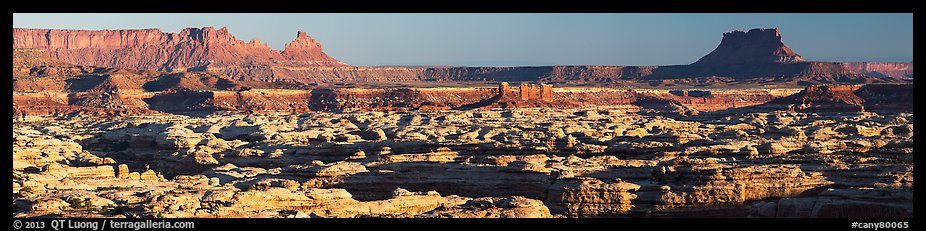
[13,27,345,84]
[11,26,914,219]
[841,62,913,80]
[13,27,905,85]
[719,83,913,115]
[13,107,912,218]
[694,28,805,65]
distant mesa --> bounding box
[10,26,914,118]
[839,62,913,80]
[12,26,346,73]
[693,28,805,66]
[12,27,911,85]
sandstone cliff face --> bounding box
[11,26,915,219]
[204,65,655,84]
[279,31,342,65]
[14,27,906,84]
[715,84,913,115]
[693,28,805,66]
[422,66,657,83]
[658,28,874,82]
[13,48,65,67]
[13,27,346,73]
[841,62,913,80]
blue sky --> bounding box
[13,13,913,66]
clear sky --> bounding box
[13,13,913,67]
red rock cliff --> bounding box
[13,27,346,73]
[693,28,805,66]
[840,62,913,80]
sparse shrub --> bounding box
[67,197,94,210]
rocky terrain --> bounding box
[693,28,805,65]
[12,65,911,117]
[11,26,914,218]
[841,62,913,80]
[13,42,910,118]
[13,27,346,72]
[12,106,913,218]
[13,27,909,85]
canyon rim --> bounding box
[11,15,913,219]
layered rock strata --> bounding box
[13,107,913,218]
[14,28,906,84]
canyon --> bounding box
[11,26,914,218]
[12,108,914,218]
